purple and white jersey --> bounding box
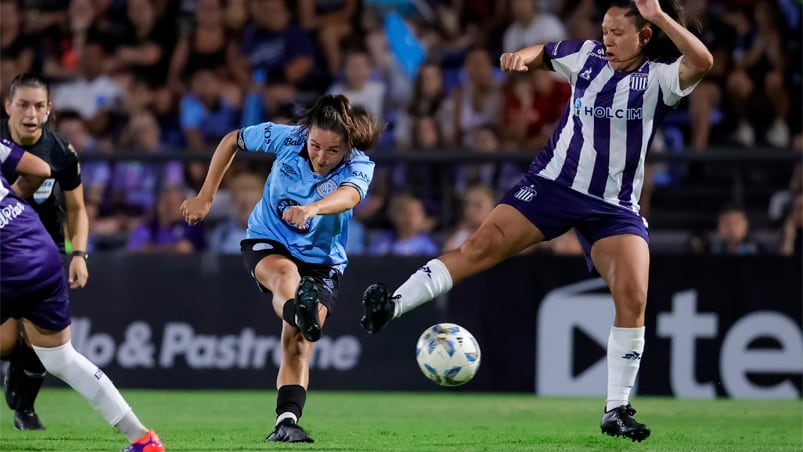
[0,139,64,297]
[531,39,699,213]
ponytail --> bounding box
[297,94,386,153]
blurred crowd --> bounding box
[1,0,800,256]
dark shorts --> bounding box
[0,272,71,331]
[241,238,342,313]
[500,174,649,271]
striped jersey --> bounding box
[238,122,374,273]
[531,39,698,213]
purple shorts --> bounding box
[0,271,71,332]
[499,174,649,271]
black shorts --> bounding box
[240,238,341,313]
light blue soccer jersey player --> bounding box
[181,95,385,443]
[238,120,373,272]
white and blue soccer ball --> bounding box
[415,323,481,387]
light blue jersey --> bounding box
[237,122,374,272]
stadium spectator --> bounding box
[393,61,449,150]
[111,110,185,229]
[327,48,387,118]
[128,184,205,253]
[725,0,790,147]
[368,193,439,256]
[685,0,734,151]
[180,94,384,443]
[38,0,93,80]
[1,74,91,430]
[445,47,502,148]
[360,0,713,444]
[500,70,571,150]
[111,0,176,93]
[362,19,414,120]
[297,0,359,77]
[53,110,113,239]
[503,0,567,53]
[388,115,443,207]
[224,0,251,33]
[557,0,603,40]
[709,204,763,255]
[1,0,35,76]
[0,139,165,451]
[207,171,264,254]
[50,35,123,138]
[239,0,316,92]
[768,162,803,228]
[180,69,241,152]
[454,124,521,199]
[443,183,496,252]
[165,0,250,104]
[0,56,19,118]
[778,192,803,256]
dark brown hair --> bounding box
[8,73,49,100]
[296,94,386,152]
[608,0,690,61]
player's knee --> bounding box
[0,320,18,357]
[613,280,647,314]
[460,230,503,268]
[32,342,78,379]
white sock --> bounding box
[393,259,453,318]
[114,410,150,443]
[276,412,298,425]
[606,326,645,412]
[33,341,135,430]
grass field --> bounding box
[0,389,801,451]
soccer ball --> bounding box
[415,323,481,387]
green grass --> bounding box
[1,389,801,451]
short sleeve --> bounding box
[652,57,701,106]
[340,154,374,200]
[237,122,301,157]
[59,143,82,191]
[0,138,23,175]
[543,39,594,80]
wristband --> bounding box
[72,250,89,261]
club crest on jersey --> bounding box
[276,198,312,233]
[513,184,537,202]
[315,179,337,198]
[630,73,648,91]
[33,178,55,204]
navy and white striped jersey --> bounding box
[531,39,699,213]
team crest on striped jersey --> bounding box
[513,185,537,202]
[630,73,648,91]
